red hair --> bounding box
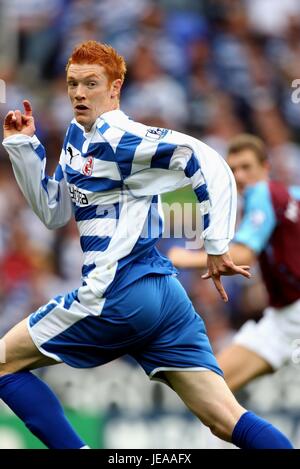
[66,40,127,85]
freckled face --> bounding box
[67,63,120,131]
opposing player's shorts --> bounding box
[234,299,300,370]
[27,274,222,384]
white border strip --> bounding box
[26,317,62,363]
[149,366,211,385]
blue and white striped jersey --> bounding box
[3,110,236,298]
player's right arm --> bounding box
[2,100,73,229]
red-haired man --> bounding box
[1,42,293,449]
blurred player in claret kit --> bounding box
[169,134,300,392]
[1,41,293,449]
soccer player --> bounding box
[169,134,300,392]
[1,41,293,449]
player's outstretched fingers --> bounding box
[4,111,16,129]
[232,265,251,278]
[14,110,22,131]
[201,272,211,279]
[201,271,228,302]
[23,100,33,116]
[3,111,21,134]
[19,100,35,137]
[212,275,228,302]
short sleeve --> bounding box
[234,181,276,254]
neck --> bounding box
[108,103,119,113]
[84,122,96,133]
[102,99,120,115]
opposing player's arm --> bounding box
[233,182,276,256]
[2,101,72,229]
[169,243,255,269]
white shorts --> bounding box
[233,299,300,370]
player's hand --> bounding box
[3,100,35,139]
[202,252,251,302]
[168,246,206,269]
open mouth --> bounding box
[75,104,89,111]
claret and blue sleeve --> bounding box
[234,181,276,254]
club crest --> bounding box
[82,156,94,176]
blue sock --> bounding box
[0,371,86,449]
[232,411,293,449]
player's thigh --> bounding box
[217,344,273,392]
[164,369,245,433]
[0,318,57,375]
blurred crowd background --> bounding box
[0,0,300,449]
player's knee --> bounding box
[0,355,33,376]
[206,410,236,441]
[0,338,6,365]
[0,362,23,377]
[209,420,232,441]
[0,338,24,377]
[193,401,240,442]
[0,339,9,376]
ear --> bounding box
[110,79,122,98]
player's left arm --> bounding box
[203,182,277,299]
[169,143,250,301]
[168,181,277,270]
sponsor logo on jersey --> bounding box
[145,127,169,140]
[82,156,94,176]
[68,185,89,205]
